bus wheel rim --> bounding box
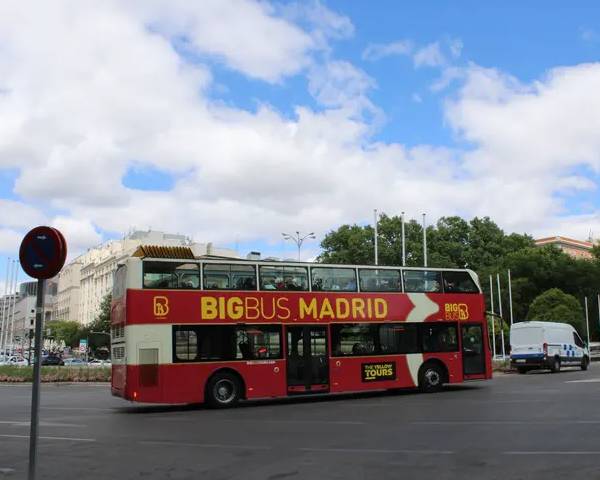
[425,369,440,386]
[214,379,235,403]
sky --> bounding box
[2,0,600,284]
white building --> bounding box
[0,279,57,356]
[54,230,237,325]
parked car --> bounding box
[1,356,28,366]
[41,354,64,366]
[63,358,86,367]
[510,321,589,373]
[88,359,111,367]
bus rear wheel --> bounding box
[206,372,241,408]
[418,363,444,393]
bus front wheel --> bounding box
[418,363,445,393]
[206,372,241,408]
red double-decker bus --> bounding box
[111,246,491,408]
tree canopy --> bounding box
[527,288,585,335]
[319,214,533,272]
[48,320,82,348]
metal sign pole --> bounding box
[28,278,45,480]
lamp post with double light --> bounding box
[282,231,316,261]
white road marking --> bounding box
[140,440,271,450]
[565,378,600,383]
[0,420,85,428]
[42,407,113,412]
[299,447,454,455]
[504,451,600,455]
[232,419,365,426]
[0,468,16,474]
[413,420,600,425]
[0,434,95,442]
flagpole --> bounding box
[401,211,406,267]
[497,273,505,360]
[585,297,590,349]
[373,209,378,266]
[422,213,427,267]
[489,275,496,359]
[0,258,10,361]
[8,259,18,356]
[508,269,514,326]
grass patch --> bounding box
[0,365,111,382]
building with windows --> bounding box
[54,230,237,325]
[0,279,57,355]
[534,236,595,259]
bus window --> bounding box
[112,264,127,299]
[259,266,308,291]
[236,325,281,360]
[442,271,479,293]
[359,268,401,292]
[379,324,419,354]
[311,267,357,292]
[331,324,378,356]
[204,264,256,290]
[174,329,198,361]
[420,324,458,352]
[143,262,200,289]
[403,270,442,293]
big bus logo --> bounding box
[444,303,469,320]
[153,296,169,317]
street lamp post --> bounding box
[282,231,316,261]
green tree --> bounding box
[592,243,600,261]
[318,214,532,271]
[47,320,83,348]
[87,293,112,334]
[80,293,112,356]
[526,288,585,335]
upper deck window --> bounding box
[358,268,401,292]
[143,261,200,289]
[311,267,357,292]
[442,271,479,293]
[259,266,309,291]
[204,264,256,290]
[403,270,442,293]
[112,264,127,299]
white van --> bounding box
[510,321,589,373]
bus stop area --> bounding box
[1,368,598,480]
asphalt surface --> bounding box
[1,368,600,480]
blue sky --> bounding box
[1,0,600,270]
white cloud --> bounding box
[414,42,445,68]
[0,200,45,229]
[0,0,599,260]
[362,40,413,61]
[307,61,377,114]
[445,63,600,233]
[131,0,315,83]
[50,217,102,256]
[0,229,22,255]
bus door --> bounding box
[286,326,329,393]
[461,324,486,377]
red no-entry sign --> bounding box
[19,226,67,279]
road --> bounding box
[1,368,599,479]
